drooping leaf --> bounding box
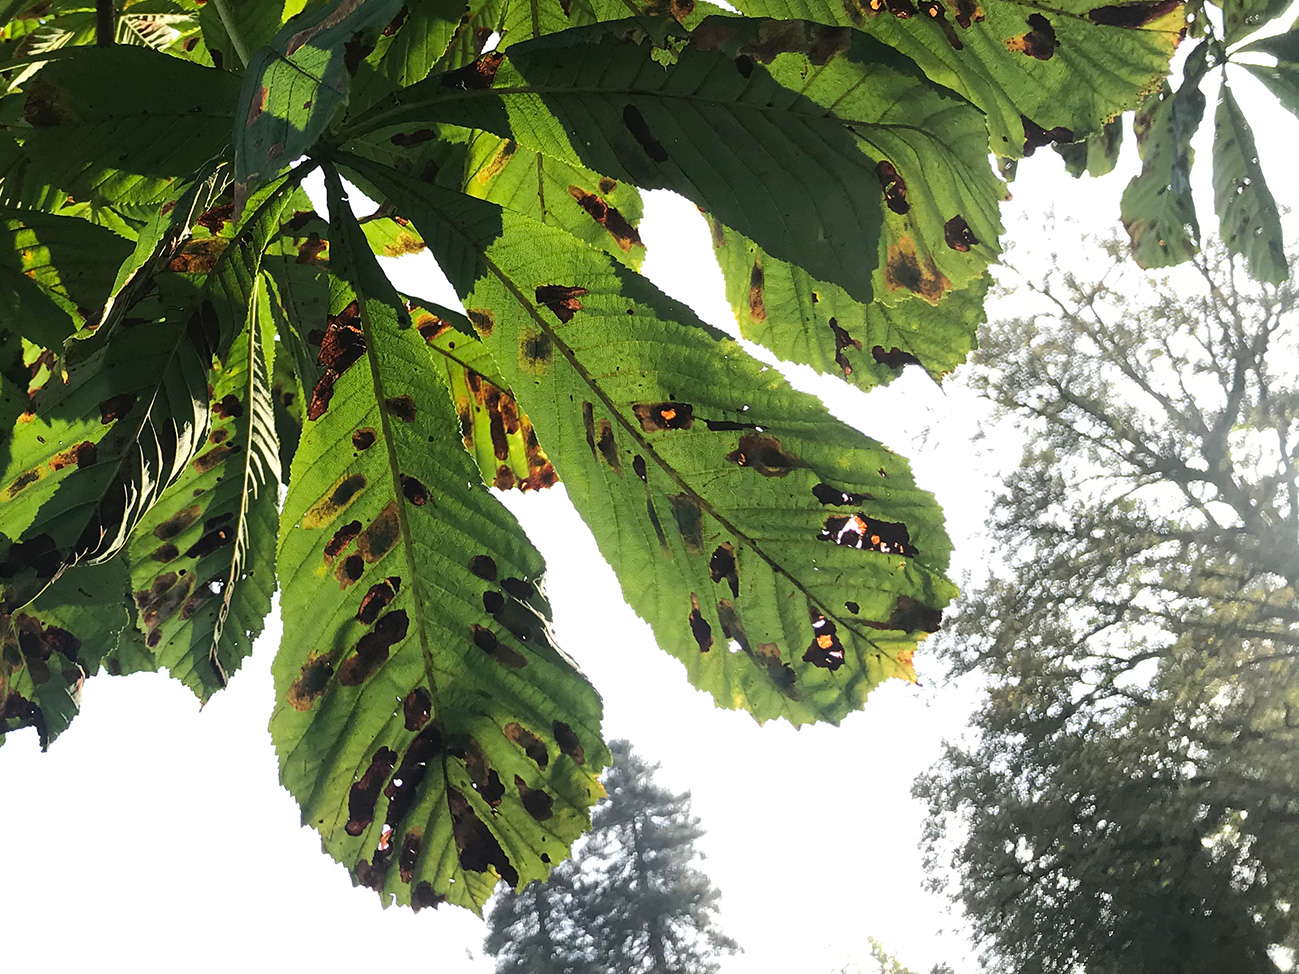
[351,156,956,726]
[197,0,306,69]
[710,215,989,390]
[1053,116,1124,178]
[1120,46,1209,269]
[1219,0,1290,44]
[0,173,301,616]
[732,0,1183,158]
[271,167,607,912]
[1212,82,1287,284]
[355,16,1002,305]
[1240,60,1299,119]
[0,558,133,750]
[8,45,240,206]
[124,273,280,698]
[348,0,466,111]
[233,0,406,192]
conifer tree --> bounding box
[484,858,594,974]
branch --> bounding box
[96,0,114,46]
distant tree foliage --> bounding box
[916,236,1299,974]
[485,740,737,974]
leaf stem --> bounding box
[210,0,252,68]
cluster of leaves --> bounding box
[916,237,1299,972]
[0,0,1251,915]
[485,739,737,974]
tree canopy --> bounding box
[485,739,736,973]
[916,235,1299,973]
[0,0,1295,922]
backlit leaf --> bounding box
[1211,82,1286,285]
[271,167,606,912]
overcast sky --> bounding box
[4,38,1298,974]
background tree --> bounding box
[484,857,594,974]
[916,235,1299,973]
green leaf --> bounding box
[233,0,406,191]
[1,559,132,749]
[1219,0,1290,45]
[198,0,304,69]
[357,16,1001,305]
[1239,59,1299,118]
[709,217,988,392]
[1053,116,1124,178]
[271,167,607,913]
[0,173,300,616]
[348,0,466,111]
[1237,17,1299,60]
[732,0,1183,158]
[124,277,280,698]
[0,208,132,347]
[10,46,240,206]
[350,156,957,726]
[1212,82,1287,284]
[1120,47,1209,269]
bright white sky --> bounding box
[4,36,1299,974]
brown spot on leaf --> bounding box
[689,593,713,651]
[247,85,268,128]
[48,441,96,472]
[872,345,921,370]
[727,433,800,477]
[336,553,364,589]
[386,396,417,422]
[403,687,431,731]
[828,318,862,376]
[876,160,909,214]
[469,555,497,581]
[944,215,978,251]
[441,50,503,90]
[472,624,527,668]
[352,428,377,451]
[150,543,179,563]
[390,128,436,147]
[595,419,621,474]
[192,444,235,474]
[748,261,766,322]
[412,882,443,911]
[338,609,409,685]
[99,393,136,424]
[356,502,400,564]
[296,233,328,264]
[466,309,494,336]
[670,494,704,552]
[168,237,230,275]
[401,474,428,506]
[288,653,333,711]
[567,185,644,252]
[1088,0,1179,27]
[133,571,194,634]
[357,576,400,624]
[325,520,362,564]
[803,615,845,670]
[709,542,739,596]
[552,721,584,764]
[1006,13,1057,59]
[753,640,800,696]
[515,775,554,821]
[399,830,423,884]
[385,724,444,833]
[885,236,950,303]
[448,787,517,885]
[303,473,368,529]
[622,104,669,162]
[504,722,548,768]
[920,0,963,48]
[154,505,201,541]
[1021,115,1074,156]
[819,512,915,555]
[866,595,942,633]
[519,329,552,371]
[308,303,366,420]
[183,524,234,559]
[213,394,243,419]
[633,402,695,431]
[346,747,399,836]
[811,483,873,506]
[536,284,587,323]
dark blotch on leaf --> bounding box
[670,494,703,552]
[448,788,518,886]
[819,512,915,555]
[633,455,649,483]
[399,831,422,884]
[352,428,376,451]
[357,576,400,625]
[515,775,554,821]
[748,261,766,322]
[876,160,909,214]
[469,555,497,581]
[1013,13,1058,59]
[324,520,362,564]
[403,687,431,731]
[338,609,409,685]
[391,128,437,147]
[553,721,585,764]
[689,594,713,652]
[386,396,417,422]
[872,345,922,370]
[483,590,505,613]
[596,420,621,474]
[412,882,443,911]
[884,595,941,632]
[504,722,548,768]
[440,51,503,90]
[49,441,96,471]
[288,654,333,711]
[727,433,800,477]
[401,474,428,506]
[1087,0,1179,27]
[154,505,201,541]
[633,402,695,431]
[338,553,365,588]
[944,215,978,251]
[346,747,399,836]
[535,284,587,323]
[622,104,669,162]
[828,318,862,376]
[709,543,739,597]
[356,503,400,564]
[803,616,846,670]
[150,543,179,563]
[735,54,754,77]
[213,394,243,419]
[99,393,136,424]
[1022,116,1074,156]
[472,624,527,668]
[567,185,643,252]
[184,525,234,560]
